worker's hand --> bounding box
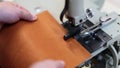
[0,1,37,28]
[30,60,65,68]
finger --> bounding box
[12,2,37,21]
[19,10,37,21]
[55,60,65,68]
[6,1,37,21]
[8,2,29,12]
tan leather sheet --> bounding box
[0,11,91,68]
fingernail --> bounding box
[58,60,65,65]
[32,15,37,21]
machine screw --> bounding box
[86,9,93,18]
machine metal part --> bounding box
[60,0,120,68]
[67,0,86,26]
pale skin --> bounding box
[0,1,65,68]
[0,1,37,29]
[30,60,65,68]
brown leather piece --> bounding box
[0,11,91,68]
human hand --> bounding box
[0,1,37,28]
[30,60,65,68]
